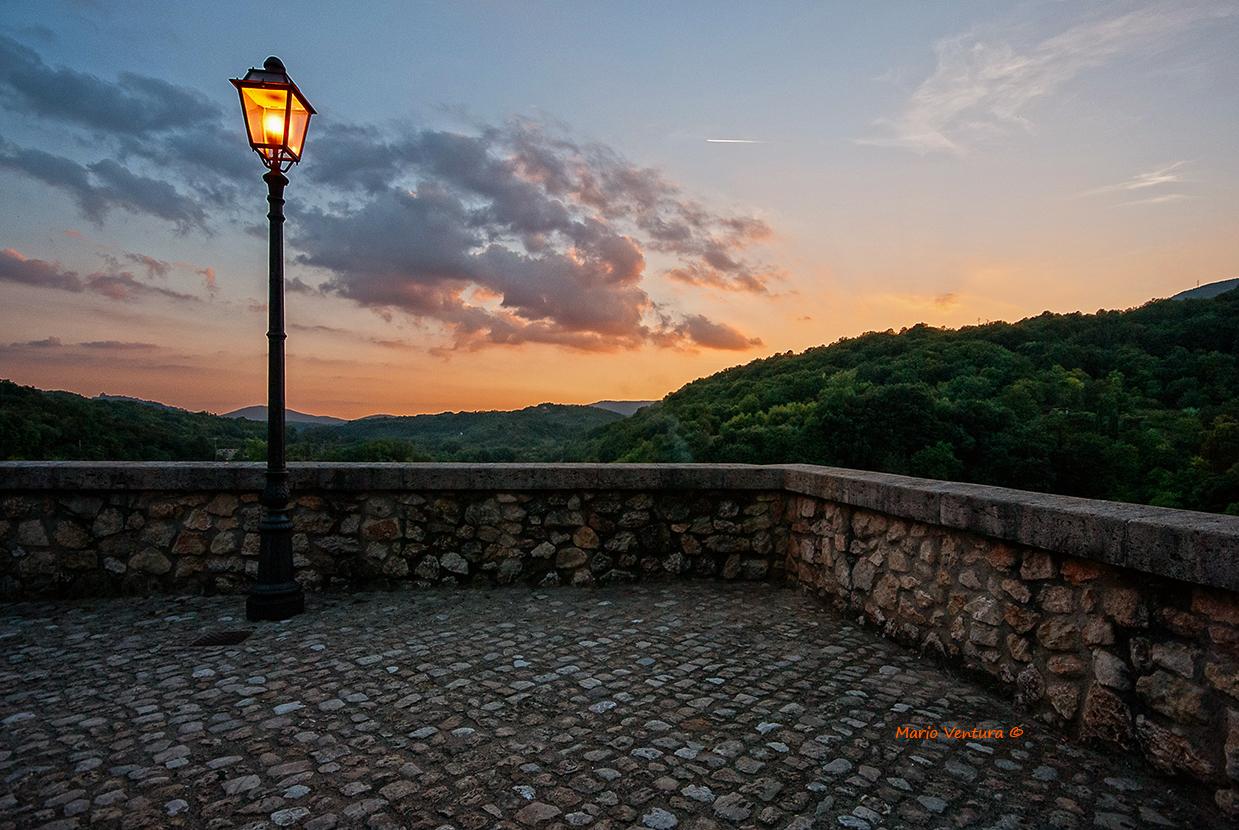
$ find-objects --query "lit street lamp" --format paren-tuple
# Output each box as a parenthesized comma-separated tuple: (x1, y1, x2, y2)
(231, 57, 315, 621)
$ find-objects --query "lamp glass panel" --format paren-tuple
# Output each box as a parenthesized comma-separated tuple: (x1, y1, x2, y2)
(240, 85, 293, 159)
(285, 97, 311, 160)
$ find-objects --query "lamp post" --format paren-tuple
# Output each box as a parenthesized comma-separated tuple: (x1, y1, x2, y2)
(231, 57, 315, 621)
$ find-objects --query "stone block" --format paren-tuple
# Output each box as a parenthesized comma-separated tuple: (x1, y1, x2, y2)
(1160, 608, 1204, 638)
(1036, 617, 1079, 651)
(969, 624, 999, 648)
(128, 549, 171, 575)
(1000, 578, 1031, 604)
(1083, 619, 1114, 646)
(412, 555, 437, 580)
(851, 557, 878, 592)
(1020, 552, 1056, 581)
(873, 574, 899, 610)
(556, 548, 588, 569)
(1082, 684, 1133, 747)
(1046, 684, 1079, 719)
(965, 596, 1001, 626)
(1005, 603, 1040, 634)
(1060, 558, 1102, 584)
(1193, 589, 1239, 627)
(985, 544, 1016, 571)
(1151, 643, 1196, 678)
(1137, 670, 1206, 723)
(170, 531, 206, 557)
(53, 521, 91, 549)
(139, 521, 176, 548)
(1006, 634, 1032, 662)
(1048, 655, 1085, 677)
(362, 517, 400, 541)
(17, 520, 48, 547)
(1206, 663, 1239, 701)
(1104, 588, 1148, 627)
(92, 508, 123, 537)
(1038, 585, 1075, 613)
(1135, 715, 1215, 779)
(1092, 650, 1131, 691)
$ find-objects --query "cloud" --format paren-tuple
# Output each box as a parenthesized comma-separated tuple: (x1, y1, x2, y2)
(85, 270, 200, 302)
(1077, 162, 1191, 206)
(0, 36, 237, 227)
(1081, 161, 1189, 195)
(79, 340, 159, 350)
(664, 315, 763, 351)
(11, 336, 64, 348)
(0, 137, 207, 230)
(0, 35, 219, 135)
(1116, 193, 1188, 207)
(294, 119, 774, 351)
(0, 247, 201, 303)
(0, 247, 84, 291)
(0, 38, 779, 355)
(863, 5, 1233, 154)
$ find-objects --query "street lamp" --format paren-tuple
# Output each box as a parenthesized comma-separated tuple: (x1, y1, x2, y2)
(231, 57, 315, 621)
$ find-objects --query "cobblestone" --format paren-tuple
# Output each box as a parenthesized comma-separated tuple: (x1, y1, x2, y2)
(0, 582, 1227, 828)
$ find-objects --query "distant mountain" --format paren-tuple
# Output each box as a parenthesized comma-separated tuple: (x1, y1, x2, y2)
(291, 402, 624, 462)
(1171, 278, 1239, 301)
(94, 394, 190, 413)
(590, 400, 658, 416)
(222, 405, 347, 425)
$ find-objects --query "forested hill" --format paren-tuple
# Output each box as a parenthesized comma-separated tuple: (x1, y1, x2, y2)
(288, 404, 623, 462)
(0, 384, 624, 463)
(576, 290, 1239, 514)
(0, 381, 266, 461)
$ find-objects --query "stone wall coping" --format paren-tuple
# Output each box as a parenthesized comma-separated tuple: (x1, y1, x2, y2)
(779, 464, 1239, 592)
(0, 462, 786, 492)
(2, 461, 1236, 591)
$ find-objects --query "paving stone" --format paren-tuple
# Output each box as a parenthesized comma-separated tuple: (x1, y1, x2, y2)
(0, 583, 1225, 829)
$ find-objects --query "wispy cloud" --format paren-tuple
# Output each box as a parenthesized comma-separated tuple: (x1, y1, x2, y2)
(1077, 161, 1189, 196)
(862, 4, 1233, 154)
(0, 247, 203, 303)
(1116, 193, 1188, 207)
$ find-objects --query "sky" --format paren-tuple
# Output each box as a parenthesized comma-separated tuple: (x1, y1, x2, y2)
(0, 1, 1236, 419)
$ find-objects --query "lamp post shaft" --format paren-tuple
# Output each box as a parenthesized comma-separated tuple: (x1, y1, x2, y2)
(247, 168, 304, 621)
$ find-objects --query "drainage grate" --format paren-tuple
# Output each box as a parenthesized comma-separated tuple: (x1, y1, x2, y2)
(188, 630, 254, 647)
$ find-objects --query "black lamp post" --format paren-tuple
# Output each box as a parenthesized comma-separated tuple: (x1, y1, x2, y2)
(231, 57, 315, 621)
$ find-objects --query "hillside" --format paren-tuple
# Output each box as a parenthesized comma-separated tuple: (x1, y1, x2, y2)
(289, 403, 624, 462)
(0, 383, 626, 464)
(0, 381, 266, 461)
(576, 290, 1239, 514)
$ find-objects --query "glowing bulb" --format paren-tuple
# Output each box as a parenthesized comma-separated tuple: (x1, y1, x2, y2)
(264, 112, 285, 144)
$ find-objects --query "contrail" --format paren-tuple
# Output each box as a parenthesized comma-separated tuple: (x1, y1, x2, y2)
(706, 139, 767, 143)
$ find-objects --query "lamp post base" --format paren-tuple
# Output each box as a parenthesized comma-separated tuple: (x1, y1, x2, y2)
(247, 582, 305, 621)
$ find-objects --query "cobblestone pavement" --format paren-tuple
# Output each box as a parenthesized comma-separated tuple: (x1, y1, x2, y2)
(0, 583, 1228, 830)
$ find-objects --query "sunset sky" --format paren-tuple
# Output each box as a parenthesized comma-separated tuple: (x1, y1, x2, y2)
(1, 1, 1236, 419)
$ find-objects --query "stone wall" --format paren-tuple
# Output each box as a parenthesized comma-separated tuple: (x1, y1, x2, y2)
(779, 464, 1239, 818)
(3, 460, 1239, 814)
(0, 463, 786, 599)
